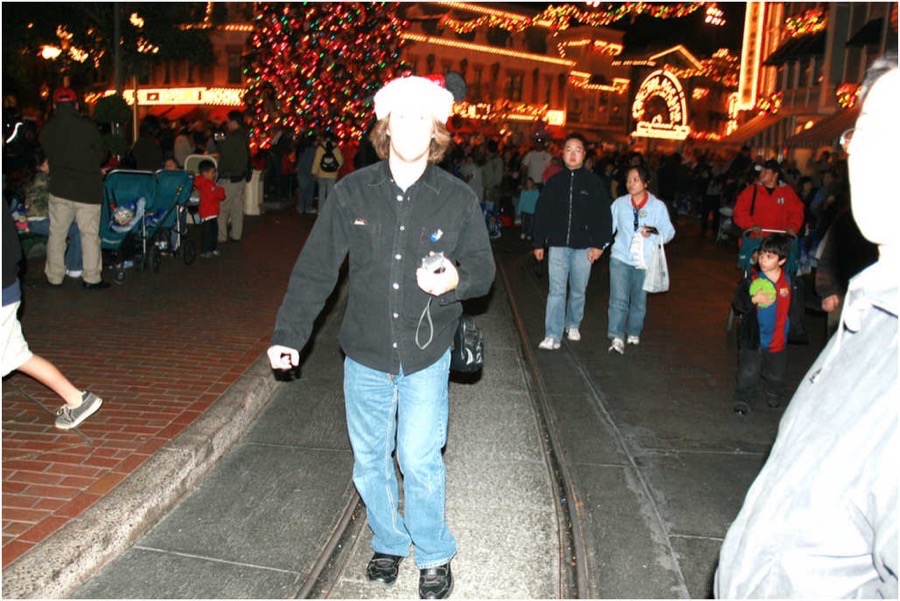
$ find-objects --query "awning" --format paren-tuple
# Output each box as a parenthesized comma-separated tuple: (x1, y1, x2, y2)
(846, 17, 884, 47)
(720, 112, 783, 145)
(784, 106, 860, 148)
(764, 31, 826, 66)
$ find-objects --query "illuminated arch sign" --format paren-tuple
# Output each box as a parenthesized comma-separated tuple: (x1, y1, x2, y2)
(631, 69, 691, 140)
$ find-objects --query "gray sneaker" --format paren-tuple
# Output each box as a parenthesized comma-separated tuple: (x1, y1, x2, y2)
(55, 392, 103, 430)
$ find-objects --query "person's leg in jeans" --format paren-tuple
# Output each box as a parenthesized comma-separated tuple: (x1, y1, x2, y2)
(565, 248, 592, 332)
(625, 264, 648, 338)
(65, 221, 82, 273)
(296, 174, 314, 213)
(761, 349, 787, 407)
(608, 258, 631, 340)
(45, 194, 75, 285)
(734, 348, 761, 412)
(72, 201, 102, 284)
(26, 219, 75, 270)
(200, 218, 218, 254)
(319, 178, 335, 209)
(344, 357, 412, 558)
(544, 246, 570, 341)
(395, 349, 456, 568)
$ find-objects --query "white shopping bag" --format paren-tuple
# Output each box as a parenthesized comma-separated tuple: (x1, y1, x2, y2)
(642, 242, 669, 293)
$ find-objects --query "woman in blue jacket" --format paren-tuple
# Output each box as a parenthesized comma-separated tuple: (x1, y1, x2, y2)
(607, 165, 675, 354)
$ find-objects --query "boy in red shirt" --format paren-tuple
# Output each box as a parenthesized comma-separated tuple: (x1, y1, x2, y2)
(193, 159, 226, 257)
(732, 234, 794, 415)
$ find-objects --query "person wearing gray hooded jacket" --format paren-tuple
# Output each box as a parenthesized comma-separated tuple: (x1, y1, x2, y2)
(715, 50, 898, 600)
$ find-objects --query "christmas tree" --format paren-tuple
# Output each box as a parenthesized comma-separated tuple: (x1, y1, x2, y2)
(243, 2, 409, 150)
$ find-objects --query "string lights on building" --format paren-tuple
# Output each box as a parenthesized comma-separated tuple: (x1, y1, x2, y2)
(704, 5, 725, 26)
(835, 82, 861, 109)
(430, 2, 724, 33)
(785, 6, 828, 38)
(631, 69, 691, 140)
(755, 91, 783, 115)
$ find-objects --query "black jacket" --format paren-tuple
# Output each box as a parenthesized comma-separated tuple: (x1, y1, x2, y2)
(272, 161, 496, 375)
(39, 104, 107, 204)
(532, 166, 612, 250)
(3, 197, 22, 292)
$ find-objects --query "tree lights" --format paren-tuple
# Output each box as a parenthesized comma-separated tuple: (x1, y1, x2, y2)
(242, 2, 408, 150)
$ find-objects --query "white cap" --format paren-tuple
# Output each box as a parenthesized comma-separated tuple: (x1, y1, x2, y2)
(374, 76, 455, 123)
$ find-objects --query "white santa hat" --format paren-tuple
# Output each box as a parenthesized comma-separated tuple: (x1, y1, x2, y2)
(374, 75, 455, 123)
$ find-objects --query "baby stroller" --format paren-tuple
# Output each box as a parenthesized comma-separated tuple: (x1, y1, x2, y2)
(153, 169, 197, 265)
(101, 169, 196, 284)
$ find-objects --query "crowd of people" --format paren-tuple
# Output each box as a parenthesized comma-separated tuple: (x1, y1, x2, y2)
(3, 55, 894, 598)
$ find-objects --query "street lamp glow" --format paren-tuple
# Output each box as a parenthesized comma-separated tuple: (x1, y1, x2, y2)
(40, 45, 62, 60)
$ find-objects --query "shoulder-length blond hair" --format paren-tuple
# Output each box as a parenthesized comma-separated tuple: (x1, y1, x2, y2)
(369, 116, 451, 163)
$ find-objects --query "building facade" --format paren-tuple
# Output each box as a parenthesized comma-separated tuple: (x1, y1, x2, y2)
(723, 1, 896, 171)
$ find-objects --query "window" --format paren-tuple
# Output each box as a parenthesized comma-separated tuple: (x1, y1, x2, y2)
(227, 48, 243, 84)
(472, 66, 483, 102)
(505, 70, 523, 102)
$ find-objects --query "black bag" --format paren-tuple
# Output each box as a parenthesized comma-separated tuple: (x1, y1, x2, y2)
(450, 315, 484, 373)
(319, 147, 339, 173)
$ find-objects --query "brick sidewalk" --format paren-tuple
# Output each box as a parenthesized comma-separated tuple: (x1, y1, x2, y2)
(2, 210, 312, 567)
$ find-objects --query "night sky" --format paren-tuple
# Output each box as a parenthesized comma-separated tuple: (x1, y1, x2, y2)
(503, 2, 747, 57)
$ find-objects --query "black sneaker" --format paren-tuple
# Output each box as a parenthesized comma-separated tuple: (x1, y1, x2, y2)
(418, 562, 453, 599)
(82, 280, 111, 290)
(56, 392, 103, 430)
(733, 400, 750, 416)
(366, 552, 403, 585)
(766, 394, 782, 409)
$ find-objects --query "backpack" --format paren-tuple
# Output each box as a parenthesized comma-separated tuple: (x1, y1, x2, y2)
(319, 146, 339, 173)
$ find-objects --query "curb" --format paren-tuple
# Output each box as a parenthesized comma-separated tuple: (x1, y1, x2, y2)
(2, 354, 281, 599)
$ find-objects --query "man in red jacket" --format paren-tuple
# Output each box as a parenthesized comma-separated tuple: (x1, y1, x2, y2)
(733, 159, 804, 236)
(733, 159, 809, 344)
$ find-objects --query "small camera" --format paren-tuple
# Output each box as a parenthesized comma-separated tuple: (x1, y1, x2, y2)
(421, 252, 446, 273)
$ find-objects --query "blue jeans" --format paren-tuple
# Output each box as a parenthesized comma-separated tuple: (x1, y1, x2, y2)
(296, 174, 315, 212)
(545, 246, 592, 340)
(27, 218, 82, 272)
(318, 178, 336, 208)
(608, 257, 647, 339)
(344, 349, 457, 568)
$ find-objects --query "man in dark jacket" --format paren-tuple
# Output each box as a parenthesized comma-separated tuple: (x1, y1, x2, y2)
(39, 87, 109, 289)
(532, 133, 612, 349)
(215, 110, 250, 243)
(267, 76, 494, 599)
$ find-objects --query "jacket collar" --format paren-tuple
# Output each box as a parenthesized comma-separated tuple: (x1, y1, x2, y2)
(367, 160, 441, 195)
